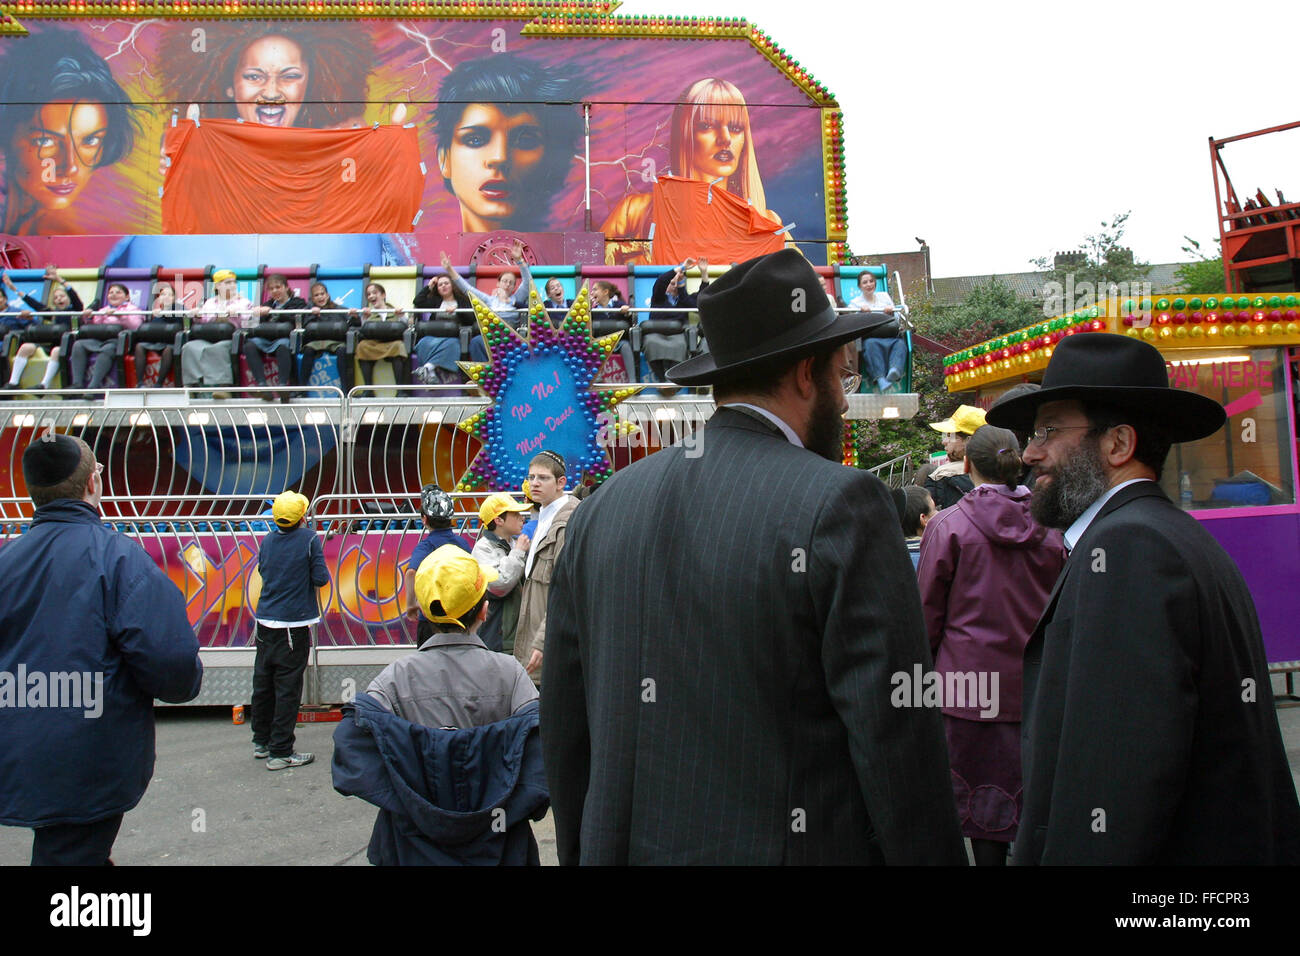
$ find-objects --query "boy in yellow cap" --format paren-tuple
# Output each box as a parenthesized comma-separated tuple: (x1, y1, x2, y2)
(252, 490, 329, 770)
(333, 544, 545, 865)
(925, 404, 987, 510)
(469, 492, 532, 655)
(367, 544, 536, 728)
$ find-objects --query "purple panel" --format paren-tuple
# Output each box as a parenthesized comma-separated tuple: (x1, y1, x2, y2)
(1201, 511, 1300, 662)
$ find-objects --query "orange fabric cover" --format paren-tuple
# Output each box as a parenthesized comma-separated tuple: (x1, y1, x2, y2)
(162, 119, 423, 234)
(648, 175, 785, 266)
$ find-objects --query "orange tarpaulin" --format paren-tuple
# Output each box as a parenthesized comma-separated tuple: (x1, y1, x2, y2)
(162, 119, 424, 234)
(648, 175, 786, 266)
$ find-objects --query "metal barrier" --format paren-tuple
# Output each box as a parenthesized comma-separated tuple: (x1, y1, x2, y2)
(1, 385, 915, 703)
(868, 452, 914, 489)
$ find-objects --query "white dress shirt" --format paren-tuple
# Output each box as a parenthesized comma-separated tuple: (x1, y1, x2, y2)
(721, 403, 804, 448)
(1063, 478, 1152, 553)
(525, 493, 571, 578)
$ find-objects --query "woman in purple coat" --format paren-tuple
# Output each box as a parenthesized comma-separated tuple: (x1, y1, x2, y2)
(917, 424, 1066, 866)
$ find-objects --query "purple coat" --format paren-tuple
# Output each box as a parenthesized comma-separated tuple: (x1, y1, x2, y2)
(917, 483, 1066, 721)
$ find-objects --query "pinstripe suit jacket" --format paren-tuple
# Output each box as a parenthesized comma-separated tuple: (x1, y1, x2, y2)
(541, 406, 966, 864)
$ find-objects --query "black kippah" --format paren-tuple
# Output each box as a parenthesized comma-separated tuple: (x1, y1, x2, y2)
(22, 434, 84, 487)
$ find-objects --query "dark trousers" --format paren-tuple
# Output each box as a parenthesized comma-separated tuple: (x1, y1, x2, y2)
(31, 813, 123, 866)
(251, 623, 312, 758)
(243, 340, 295, 388)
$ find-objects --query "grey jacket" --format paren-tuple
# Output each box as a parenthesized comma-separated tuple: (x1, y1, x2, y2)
(366, 632, 537, 730)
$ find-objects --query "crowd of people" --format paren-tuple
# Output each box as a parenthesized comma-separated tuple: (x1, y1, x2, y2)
(3, 248, 1296, 867)
(1, 254, 911, 398)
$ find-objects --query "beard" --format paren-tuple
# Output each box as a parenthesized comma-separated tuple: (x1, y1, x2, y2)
(1030, 436, 1108, 530)
(807, 376, 846, 463)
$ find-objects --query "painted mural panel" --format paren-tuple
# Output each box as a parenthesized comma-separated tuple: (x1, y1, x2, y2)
(0, 19, 826, 247)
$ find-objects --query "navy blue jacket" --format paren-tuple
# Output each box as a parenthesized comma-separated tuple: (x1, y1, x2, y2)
(256, 523, 329, 623)
(0, 499, 202, 826)
(332, 694, 549, 865)
(409, 527, 471, 574)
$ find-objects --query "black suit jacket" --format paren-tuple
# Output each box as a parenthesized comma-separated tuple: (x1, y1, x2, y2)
(542, 407, 966, 865)
(1015, 481, 1300, 864)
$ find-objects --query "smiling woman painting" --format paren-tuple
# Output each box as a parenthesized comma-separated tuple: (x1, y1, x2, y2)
(166, 22, 372, 130)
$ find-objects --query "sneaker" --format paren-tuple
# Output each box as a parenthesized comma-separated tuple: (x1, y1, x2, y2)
(252, 743, 270, 759)
(211, 390, 231, 400)
(886, 367, 902, 383)
(266, 752, 314, 771)
(413, 361, 438, 385)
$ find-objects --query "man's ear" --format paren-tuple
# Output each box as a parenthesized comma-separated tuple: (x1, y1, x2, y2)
(1103, 423, 1140, 468)
(791, 354, 819, 401)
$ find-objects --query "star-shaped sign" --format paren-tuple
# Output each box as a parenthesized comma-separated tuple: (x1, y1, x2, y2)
(454, 286, 644, 492)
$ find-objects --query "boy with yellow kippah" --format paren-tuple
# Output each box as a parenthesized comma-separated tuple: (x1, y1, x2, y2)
(333, 544, 546, 865)
(252, 490, 329, 770)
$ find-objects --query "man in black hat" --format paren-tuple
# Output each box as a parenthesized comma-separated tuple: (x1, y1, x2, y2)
(987, 333, 1300, 864)
(0, 433, 202, 864)
(542, 249, 966, 865)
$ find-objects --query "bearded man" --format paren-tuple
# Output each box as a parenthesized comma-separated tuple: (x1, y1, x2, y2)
(988, 332, 1300, 864)
(540, 249, 966, 865)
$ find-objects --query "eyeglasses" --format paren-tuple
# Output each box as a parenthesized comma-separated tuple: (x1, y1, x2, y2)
(1028, 425, 1090, 446)
(839, 367, 862, 395)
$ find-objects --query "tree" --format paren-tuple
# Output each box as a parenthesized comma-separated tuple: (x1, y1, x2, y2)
(856, 279, 1040, 470)
(1174, 236, 1226, 293)
(1031, 211, 1152, 308)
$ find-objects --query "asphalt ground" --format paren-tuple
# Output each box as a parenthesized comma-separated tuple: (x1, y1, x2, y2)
(1, 678, 1298, 867)
(0, 705, 557, 867)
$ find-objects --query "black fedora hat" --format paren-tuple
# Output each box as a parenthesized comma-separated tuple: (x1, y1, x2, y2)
(667, 249, 892, 386)
(985, 332, 1226, 443)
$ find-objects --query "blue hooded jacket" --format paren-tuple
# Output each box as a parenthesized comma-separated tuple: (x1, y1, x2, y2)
(0, 499, 203, 826)
(331, 693, 548, 866)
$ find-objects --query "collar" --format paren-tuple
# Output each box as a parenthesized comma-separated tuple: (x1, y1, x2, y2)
(537, 494, 570, 523)
(720, 403, 804, 448)
(1064, 477, 1152, 552)
(417, 631, 488, 652)
(32, 499, 101, 525)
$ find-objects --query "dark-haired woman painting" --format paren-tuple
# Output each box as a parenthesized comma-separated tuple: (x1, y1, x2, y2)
(166, 22, 373, 130)
(0, 28, 144, 235)
(433, 54, 583, 233)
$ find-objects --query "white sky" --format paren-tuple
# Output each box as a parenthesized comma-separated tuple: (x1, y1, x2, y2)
(616, 0, 1298, 276)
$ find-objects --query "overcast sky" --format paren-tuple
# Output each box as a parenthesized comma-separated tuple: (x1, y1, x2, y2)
(616, 0, 1297, 277)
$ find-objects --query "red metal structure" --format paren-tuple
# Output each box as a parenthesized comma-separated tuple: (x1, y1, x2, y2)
(1211, 121, 1300, 293)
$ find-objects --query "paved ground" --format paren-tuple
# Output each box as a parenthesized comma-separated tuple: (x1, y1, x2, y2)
(2, 679, 1298, 866)
(0, 706, 556, 866)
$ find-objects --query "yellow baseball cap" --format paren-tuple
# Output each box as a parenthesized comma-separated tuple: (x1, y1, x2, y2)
(929, 404, 986, 435)
(272, 491, 309, 527)
(414, 544, 498, 625)
(212, 268, 237, 284)
(479, 492, 531, 526)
